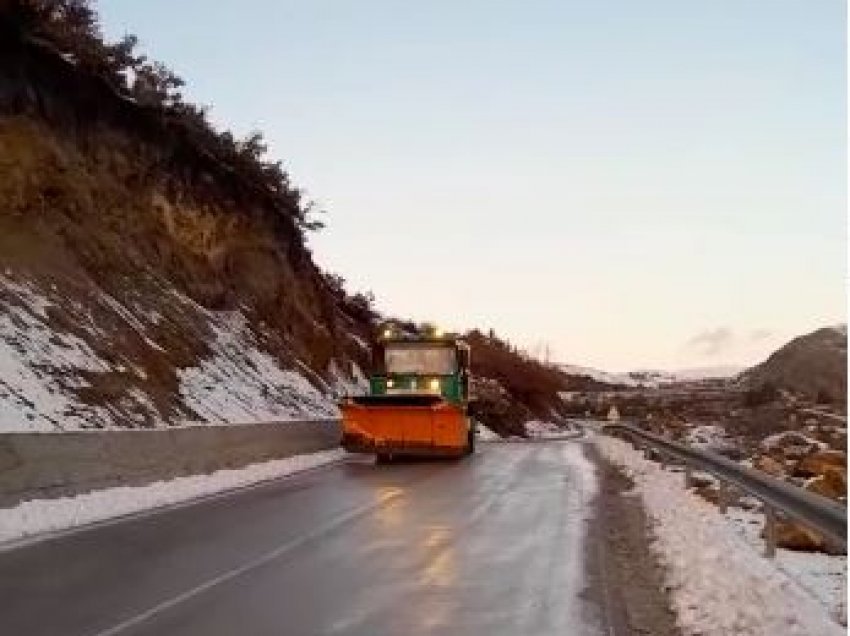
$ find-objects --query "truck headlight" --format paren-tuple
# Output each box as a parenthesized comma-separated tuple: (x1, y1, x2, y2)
(386, 378, 394, 388)
(429, 378, 441, 391)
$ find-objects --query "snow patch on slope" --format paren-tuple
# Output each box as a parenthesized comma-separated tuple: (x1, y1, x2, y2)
(328, 359, 369, 398)
(0, 276, 113, 431)
(525, 420, 575, 439)
(560, 364, 642, 387)
(177, 311, 338, 422)
(560, 364, 741, 388)
(667, 366, 742, 381)
(475, 422, 501, 441)
(0, 275, 344, 431)
(595, 434, 845, 635)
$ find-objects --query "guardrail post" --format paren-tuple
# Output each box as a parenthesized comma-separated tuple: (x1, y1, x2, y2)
(764, 505, 777, 558)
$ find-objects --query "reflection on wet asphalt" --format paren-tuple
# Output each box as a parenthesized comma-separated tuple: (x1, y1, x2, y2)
(0, 442, 605, 636)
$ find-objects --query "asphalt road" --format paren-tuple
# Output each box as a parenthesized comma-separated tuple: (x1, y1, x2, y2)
(0, 441, 609, 636)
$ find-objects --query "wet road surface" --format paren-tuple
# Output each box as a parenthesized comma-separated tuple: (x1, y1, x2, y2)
(0, 441, 608, 636)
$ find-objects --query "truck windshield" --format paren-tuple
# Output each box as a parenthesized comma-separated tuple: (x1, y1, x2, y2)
(385, 345, 456, 374)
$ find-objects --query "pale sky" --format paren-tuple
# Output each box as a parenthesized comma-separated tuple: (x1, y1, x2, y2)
(100, 1, 846, 371)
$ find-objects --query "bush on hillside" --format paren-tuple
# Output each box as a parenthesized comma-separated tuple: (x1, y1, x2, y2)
(1, 0, 323, 238)
(466, 329, 569, 427)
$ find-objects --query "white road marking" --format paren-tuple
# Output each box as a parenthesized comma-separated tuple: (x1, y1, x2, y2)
(90, 489, 402, 636)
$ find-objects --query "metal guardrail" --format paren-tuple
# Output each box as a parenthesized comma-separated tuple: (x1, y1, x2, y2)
(603, 423, 847, 554)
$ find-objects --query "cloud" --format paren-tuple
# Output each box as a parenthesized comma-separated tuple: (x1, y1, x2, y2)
(749, 328, 772, 342)
(686, 327, 735, 356)
(681, 326, 778, 366)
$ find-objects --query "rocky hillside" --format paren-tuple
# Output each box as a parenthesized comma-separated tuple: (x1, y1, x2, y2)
(741, 325, 847, 406)
(0, 2, 375, 430)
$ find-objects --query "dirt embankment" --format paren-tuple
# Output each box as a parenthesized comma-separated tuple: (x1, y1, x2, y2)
(0, 26, 372, 428)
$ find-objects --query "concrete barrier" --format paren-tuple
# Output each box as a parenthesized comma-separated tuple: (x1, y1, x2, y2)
(0, 419, 341, 507)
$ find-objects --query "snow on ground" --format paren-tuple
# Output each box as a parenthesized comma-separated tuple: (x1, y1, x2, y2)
(682, 424, 742, 457)
(664, 365, 743, 381)
(726, 505, 846, 622)
(595, 434, 846, 636)
(560, 364, 741, 388)
(683, 424, 727, 447)
(560, 364, 647, 387)
(0, 276, 115, 431)
(475, 421, 500, 441)
(761, 430, 828, 452)
(0, 274, 345, 431)
(328, 359, 369, 398)
(177, 311, 338, 423)
(524, 419, 575, 439)
(0, 449, 344, 545)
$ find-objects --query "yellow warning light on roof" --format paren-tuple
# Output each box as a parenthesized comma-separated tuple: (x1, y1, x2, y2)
(422, 323, 443, 338)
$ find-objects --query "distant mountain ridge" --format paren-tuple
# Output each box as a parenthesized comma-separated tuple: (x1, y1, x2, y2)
(559, 364, 742, 388)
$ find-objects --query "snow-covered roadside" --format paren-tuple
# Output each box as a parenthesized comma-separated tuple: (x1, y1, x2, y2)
(726, 505, 846, 622)
(0, 449, 344, 545)
(594, 434, 846, 636)
(525, 419, 575, 439)
(475, 422, 500, 441)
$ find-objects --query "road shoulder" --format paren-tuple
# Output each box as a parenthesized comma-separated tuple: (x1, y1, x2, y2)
(583, 442, 682, 636)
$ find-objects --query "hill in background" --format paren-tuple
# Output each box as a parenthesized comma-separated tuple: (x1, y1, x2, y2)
(741, 325, 847, 406)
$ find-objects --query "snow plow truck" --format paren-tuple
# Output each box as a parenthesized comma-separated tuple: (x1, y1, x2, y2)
(341, 324, 475, 461)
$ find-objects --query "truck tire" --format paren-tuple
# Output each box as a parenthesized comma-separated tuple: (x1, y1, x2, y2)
(466, 429, 475, 455)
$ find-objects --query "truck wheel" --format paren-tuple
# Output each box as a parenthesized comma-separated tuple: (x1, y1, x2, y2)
(466, 429, 475, 455)
(376, 453, 392, 464)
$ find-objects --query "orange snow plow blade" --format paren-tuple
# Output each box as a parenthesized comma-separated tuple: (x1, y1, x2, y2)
(341, 395, 469, 457)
